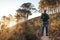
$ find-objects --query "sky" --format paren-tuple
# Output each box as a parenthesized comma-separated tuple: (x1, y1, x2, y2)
(0, 0, 41, 19)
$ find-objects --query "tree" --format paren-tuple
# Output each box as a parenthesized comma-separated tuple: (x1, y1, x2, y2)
(20, 2, 37, 18)
(21, 2, 36, 11)
(15, 11, 21, 22)
(15, 9, 31, 21)
(15, 2, 37, 21)
(1, 16, 10, 29)
(39, 0, 60, 13)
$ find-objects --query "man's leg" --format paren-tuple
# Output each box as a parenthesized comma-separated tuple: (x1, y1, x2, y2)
(42, 22, 44, 36)
(46, 23, 48, 36)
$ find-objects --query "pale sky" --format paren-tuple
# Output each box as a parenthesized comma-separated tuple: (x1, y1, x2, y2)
(0, 0, 41, 19)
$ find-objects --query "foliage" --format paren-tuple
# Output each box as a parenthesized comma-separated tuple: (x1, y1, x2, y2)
(39, 0, 60, 13)
(15, 2, 37, 21)
(21, 2, 37, 11)
(0, 13, 60, 40)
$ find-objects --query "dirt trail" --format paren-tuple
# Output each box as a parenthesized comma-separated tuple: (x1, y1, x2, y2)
(41, 28, 51, 40)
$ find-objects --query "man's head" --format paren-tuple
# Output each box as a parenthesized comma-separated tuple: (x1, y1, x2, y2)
(44, 10, 46, 13)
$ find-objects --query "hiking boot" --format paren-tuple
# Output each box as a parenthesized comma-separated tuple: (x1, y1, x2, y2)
(46, 34, 48, 36)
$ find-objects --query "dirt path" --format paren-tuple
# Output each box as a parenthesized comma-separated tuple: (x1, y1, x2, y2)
(41, 28, 51, 40)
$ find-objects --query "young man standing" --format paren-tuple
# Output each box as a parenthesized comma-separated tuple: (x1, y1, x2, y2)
(41, 10, 49, 36)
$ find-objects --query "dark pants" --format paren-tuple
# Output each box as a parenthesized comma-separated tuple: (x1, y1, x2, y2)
(42, 21, 48, 36)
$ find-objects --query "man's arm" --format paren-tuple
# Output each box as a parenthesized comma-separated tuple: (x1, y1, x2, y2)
(47, 14, 49, 19)
(41, 13, 43, 19)
(48, 15, 49, 19)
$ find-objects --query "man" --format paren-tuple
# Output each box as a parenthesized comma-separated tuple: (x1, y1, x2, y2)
(41, 10, 49, 36)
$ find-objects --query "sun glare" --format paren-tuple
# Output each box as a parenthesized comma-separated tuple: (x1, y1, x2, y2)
(8, 21, 16, 28)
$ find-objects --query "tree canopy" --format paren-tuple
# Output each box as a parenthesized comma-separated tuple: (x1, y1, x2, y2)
(39, 0, 60, 13)
(15, 2, 37, 21)
(39, 0, 60, 9)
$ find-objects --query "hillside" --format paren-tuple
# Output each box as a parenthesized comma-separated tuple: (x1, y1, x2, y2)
(0, 13, 60, 40)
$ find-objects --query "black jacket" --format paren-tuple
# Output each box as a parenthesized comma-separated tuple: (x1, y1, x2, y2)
(41, 13, 49, 21)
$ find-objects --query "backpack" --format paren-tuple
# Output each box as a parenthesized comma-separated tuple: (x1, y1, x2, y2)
(42, 13, 49, 21)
